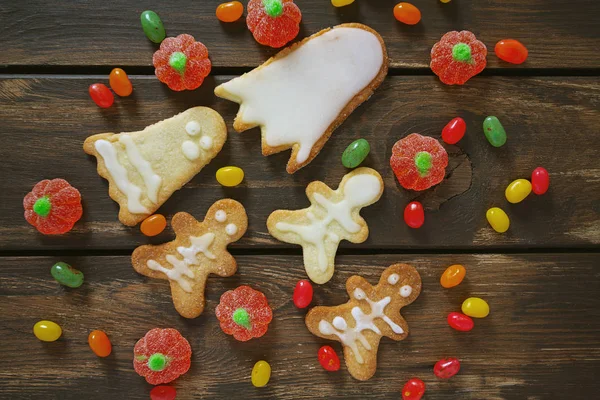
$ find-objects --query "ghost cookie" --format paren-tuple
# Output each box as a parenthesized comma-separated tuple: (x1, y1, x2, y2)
(83, 107, 227, 226)
(305, 264, 421, 381)
(131, 199, 248, 318)
(214, 23, 388, 173)
(267, 167, 383, 284)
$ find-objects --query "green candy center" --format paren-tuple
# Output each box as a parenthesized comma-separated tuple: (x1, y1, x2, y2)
(232, 308, 251, 329)
(263, 0, 283, 17)
(33, 196, 52, 217)
(452, 43, 472, 63)
(414, 151, 433, 177)
(147, 353, 168, 371)
(169, 52, 187, 73)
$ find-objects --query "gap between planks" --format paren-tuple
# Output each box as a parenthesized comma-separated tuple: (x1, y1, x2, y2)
(1, 66, 600, 78)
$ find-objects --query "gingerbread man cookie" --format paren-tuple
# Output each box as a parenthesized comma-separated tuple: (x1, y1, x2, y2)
(131, 199, 248, 318)
(84, 107, 227, 226)
(305, 264, 421, 381)
(214, 23, 388, 173)
(267, 167, 383, 284)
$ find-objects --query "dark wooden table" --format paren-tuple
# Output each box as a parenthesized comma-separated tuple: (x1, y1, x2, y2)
(1, 1, 599, 399)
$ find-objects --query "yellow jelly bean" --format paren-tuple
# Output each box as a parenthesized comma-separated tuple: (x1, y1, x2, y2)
(486, 207, 510, 233)
(33, 320, 62, 342)
(462, 297, 490, 318)
(216, 166, 244, 187)
(331, 0, 355, 6)
(440, 0, 451, 3)
(505, 178, 532, 204)
(251, 360, 271, 387)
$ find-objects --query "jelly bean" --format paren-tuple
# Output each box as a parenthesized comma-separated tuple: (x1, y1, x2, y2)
(483, 116, 507, 147)
(341, 138, 370, 168)
(216, 166, 244, 187)
(404, 201, 424, 229)
(440, 0, 451, 2)
(402, 377, 426, 400)
(51, 261, 84, 288)
(531, 167, 549, 195)
(332, 0, 355, 7)
(318, 345, 340, 371)
(441, 117, 466, 145)
(505, 178, 532, 204)
(393, 3, 421, 25)
(33, 320, 62, 342)
(88, 330, 112, 357)
(251, 360, 271, 387)
(434, 357, 460, 379)
(486, 207, 510, 233)
(440, 264, 465, 288)
(216, 2, 244, 22)
(141, 11, 166, 43)
(293, 279, 313, 308)
(447, 312, 474, 332)
(89, 83, 114, 108)
(140, 214, 167, 237)
(150, 386, 177, 400)
(495, 39, 528, 65)
(109, 68, 133, 97)
(462, 297, 490, 318)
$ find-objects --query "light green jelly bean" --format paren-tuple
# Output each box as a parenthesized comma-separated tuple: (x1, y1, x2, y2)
(341, 138, 370, 168)
(140, 10, 166, 44)
(483, 116, 507, 147)
(51, 262, 84, 288)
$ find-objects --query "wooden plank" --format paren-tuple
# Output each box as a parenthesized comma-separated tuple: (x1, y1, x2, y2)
(1, 76, 599, 251)
(1, 0, 599, 69)
(0, 253, 598, 399)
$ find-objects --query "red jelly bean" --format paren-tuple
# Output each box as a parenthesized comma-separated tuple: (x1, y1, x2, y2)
(442, 117, 466, 144)
(434, 357, 460, 379)
(318, 345, 340, 371)
(495, 39, 528, 65)
(404, 201, 424, 229)
(447, 312, 474, 332)
(531, 167, 549, 195)
(150, 386, 177, 400)
(89, 83, 114, 108)
(402, 377, 426, 400)
(293, 279, 313, 308)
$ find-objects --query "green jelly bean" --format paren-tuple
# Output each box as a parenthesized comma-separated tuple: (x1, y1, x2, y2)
(140, 10, 166, 44)
(483, 116, 507, 147)
(342, 138, 370, 168)
(51, 262, 84, 288)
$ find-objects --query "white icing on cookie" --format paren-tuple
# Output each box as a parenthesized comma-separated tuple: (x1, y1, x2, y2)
(400, 285, 412, 298)
(94, 140, 149, 214)
(215, 210, 227, 222)
(318, 294, 404, 364)
(118, 135, 162, 204)
(218, 27, 384, 164)
(181, 140, 200, 160)
(147, 233, 216, 292)
(185, 120, 201, 136)
(199, 136, 213, 150)
(225, 223, 238, 236)
(275, 173, 381, 271)
(387, 273, 400, 285)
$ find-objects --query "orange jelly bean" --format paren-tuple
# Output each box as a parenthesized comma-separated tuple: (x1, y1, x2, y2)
(216, 1, 244, 23)
(88, 330, 112, 357)
(440, 264, 466, 288)
(109, 68, 133, 97)
(140, 214, 167, 237)
(393, 3, 421, 25)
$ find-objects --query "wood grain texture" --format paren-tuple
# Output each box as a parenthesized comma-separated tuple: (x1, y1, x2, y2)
(1, 76, 599, 251)
(1, 254, 599, 399)
(1, 0, 599, 69)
